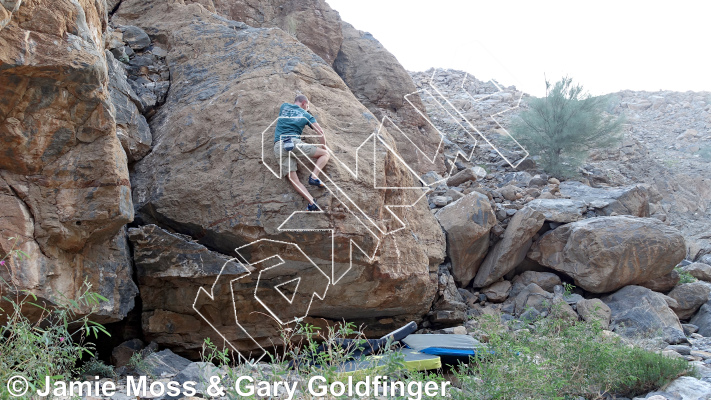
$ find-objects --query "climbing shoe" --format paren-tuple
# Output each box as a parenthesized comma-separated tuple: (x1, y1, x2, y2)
(308, 174, 326, 188)
(307, 201, 320, 212)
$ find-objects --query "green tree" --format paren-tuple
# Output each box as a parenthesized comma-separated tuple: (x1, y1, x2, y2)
(511, 77, 624, 177)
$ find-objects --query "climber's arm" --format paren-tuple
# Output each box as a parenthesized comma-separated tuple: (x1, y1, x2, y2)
(311, 122, 326, 146)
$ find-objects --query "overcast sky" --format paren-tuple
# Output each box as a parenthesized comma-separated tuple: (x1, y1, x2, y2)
(326, 0, 711, 97)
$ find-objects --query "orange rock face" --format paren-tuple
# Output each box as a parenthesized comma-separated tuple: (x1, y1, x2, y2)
(0, 0, 136, 321)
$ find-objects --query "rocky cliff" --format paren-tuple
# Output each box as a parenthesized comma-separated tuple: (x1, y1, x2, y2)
(0, 0, 136, 322)
(1, 0, 447, 358)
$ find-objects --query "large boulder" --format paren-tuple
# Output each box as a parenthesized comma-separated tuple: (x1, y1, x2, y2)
(528, 216, 685, 293)
(1, 0, 133, 252)
(472, 207, 545, 288)
(558, 181, 650, 217)
(576, 299, 611, 329)
(435, 192, 496, 287)
(117, 3, 445, 357)
(116, 1, 444, 177)
(602, 285, 684, 340)
(525, 199, 586, 223)
(667, 283, 711, 320)
(0, 180, 137, 323)
(0, 0, 136, 321)
(0, 178, 137, 324)
(690, 300, 711, 337)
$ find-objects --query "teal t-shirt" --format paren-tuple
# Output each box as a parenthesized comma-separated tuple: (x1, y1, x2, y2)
(273, 103, 317, 142)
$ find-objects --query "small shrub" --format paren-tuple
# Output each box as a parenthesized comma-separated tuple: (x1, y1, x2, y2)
(510, 77, 624, 178)
(81, 357, 116, 379)
(562, 282, 575, 296)
(451, 315, 691, 399)
(0, 239, 111, 399)
(282, 320, 370, 381)
(200, 336, 231, 367)
(676, 266, 697, 284)
(126, 348, 156, 378)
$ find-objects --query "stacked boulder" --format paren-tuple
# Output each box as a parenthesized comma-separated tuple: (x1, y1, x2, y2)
(423, 160, 711, 348)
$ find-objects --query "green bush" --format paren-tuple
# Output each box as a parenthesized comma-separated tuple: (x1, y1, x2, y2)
(511, 77, 624, 178)
(200, 320, 441, 399)
(285, 321, 369, 378)
(0, 241, 110, 399)
(451, 315, 691, 400)
(676, 266, 697, 284)
(199, 315, 689, 400)
(80, 357, 116, 379)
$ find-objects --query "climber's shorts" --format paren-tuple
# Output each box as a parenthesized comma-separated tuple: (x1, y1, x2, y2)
(273, 138, 319, 178)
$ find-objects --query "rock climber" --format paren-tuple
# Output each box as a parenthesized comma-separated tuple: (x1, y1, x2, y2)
(273, 94, 330, 211)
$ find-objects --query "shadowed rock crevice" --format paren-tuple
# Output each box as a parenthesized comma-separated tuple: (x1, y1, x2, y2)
(131, 202, 251, 258)
(108, 0, 123, 16)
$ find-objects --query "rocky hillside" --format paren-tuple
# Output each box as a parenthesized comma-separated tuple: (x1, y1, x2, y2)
(410, 68, 711, 264)
(403, 68, 711, 396)
(600, 89, 711, 262)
